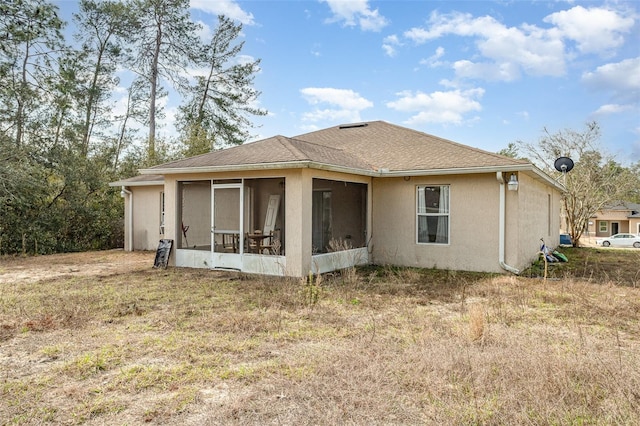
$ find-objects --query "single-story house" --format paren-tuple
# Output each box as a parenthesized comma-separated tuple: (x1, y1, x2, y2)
(110, 121, 563, 277)
(586, 202, 640, 237)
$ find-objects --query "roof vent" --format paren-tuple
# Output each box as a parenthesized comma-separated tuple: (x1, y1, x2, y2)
(338, 122, 368, 129)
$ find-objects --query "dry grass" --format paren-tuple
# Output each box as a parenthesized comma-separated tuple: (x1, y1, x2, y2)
(0, 249, 639, 425)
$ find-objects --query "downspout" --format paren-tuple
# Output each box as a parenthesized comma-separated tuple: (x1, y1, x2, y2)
(121, 186, 133, 251)
(496, 172, 520, 274)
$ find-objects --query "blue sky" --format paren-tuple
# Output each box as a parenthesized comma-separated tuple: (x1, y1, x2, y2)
(59, 1, 640, 163)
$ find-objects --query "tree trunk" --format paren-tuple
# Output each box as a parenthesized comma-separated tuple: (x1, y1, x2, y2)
(147, 21, 162, 164)
(81, 44, 107, 157)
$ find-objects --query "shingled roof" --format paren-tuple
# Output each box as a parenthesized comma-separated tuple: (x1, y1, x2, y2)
(109, 174, 164, 187)
(295, 121, 529, 171)
(145, 134, 373, 173)
(142, 121, 528, 177)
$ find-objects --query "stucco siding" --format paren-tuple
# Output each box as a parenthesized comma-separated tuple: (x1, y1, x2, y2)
(371, 174, 503, 273)
(129, 185, 163, 251)
(515, 173, 560, 270)
(133, 167, 558, 276)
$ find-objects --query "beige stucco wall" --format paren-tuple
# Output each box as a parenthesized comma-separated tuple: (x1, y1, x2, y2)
(372, 174, 504, 272)
(127, 185, 164, 251)
(516, 173, 561, 269)
(371, 172, 560, 273)
(148, 167, 557, 275)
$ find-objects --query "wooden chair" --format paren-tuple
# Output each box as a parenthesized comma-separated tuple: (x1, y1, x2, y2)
(221, 233, 238, 253)
(246, 194, 281, 254)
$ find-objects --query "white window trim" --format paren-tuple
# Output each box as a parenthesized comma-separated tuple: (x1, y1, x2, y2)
(598, 221, 607, 233)
(416, 185, 450, 245)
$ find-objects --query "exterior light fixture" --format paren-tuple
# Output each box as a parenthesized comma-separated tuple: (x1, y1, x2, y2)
(507, 173, 519, 191)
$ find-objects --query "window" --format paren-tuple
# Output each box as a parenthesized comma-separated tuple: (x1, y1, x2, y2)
(160, 192, 165, 235)
(598, 221, 607, 233)
(417, 185, 449, 244)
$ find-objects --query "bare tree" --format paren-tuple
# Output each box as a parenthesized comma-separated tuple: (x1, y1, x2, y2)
(519, 121, 635, 246)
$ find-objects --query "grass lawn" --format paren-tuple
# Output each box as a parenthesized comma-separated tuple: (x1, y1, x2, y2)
(1, 248, 639, 425)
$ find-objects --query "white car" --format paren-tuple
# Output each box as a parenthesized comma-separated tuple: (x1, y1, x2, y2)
(596, 233, 640, 248)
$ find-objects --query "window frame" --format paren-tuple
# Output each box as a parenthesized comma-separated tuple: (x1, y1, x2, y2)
(416, 185, 450, 245)
(598, 221, 607, 233)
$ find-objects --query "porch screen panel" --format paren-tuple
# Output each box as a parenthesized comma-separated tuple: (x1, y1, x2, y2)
(179, 181, 212, 249)
(213, 187, 241, 254)
(312, 179, 367, 253)
(214, 188, 240, 231)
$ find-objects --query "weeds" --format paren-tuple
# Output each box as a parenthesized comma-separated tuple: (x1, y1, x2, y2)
(0, 250, 639, 424)
(467, 303, 486, 343)
(300, 271, 322, 307)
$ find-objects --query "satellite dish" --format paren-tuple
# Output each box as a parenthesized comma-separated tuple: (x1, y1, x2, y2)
(554, 157, 574, 173)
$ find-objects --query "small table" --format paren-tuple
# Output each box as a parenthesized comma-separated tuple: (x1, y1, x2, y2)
(246, 233, 272, 253)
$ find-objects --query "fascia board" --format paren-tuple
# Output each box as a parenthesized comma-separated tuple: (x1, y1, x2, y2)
(108, 180, 164, 187)
(139, 161, 564, 191)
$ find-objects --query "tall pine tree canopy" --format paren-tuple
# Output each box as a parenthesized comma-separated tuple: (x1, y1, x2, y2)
(0, 0, 266, 255)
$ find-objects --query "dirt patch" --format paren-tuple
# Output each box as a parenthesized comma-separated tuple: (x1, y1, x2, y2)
(0, 250, 155, 284)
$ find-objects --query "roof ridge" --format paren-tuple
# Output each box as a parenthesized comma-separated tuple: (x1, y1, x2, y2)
(381, 121, 529, 165)
(277, 136, 310, 161)
(289, 137, 376, 170)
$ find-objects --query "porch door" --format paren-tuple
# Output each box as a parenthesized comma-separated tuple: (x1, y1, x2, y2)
(611, 222, 619, 235)
(212, 183, 243, 270)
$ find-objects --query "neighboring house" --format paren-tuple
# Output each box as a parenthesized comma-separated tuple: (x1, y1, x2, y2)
(110, 121, 563, 277)
(586, 203, 640, 237)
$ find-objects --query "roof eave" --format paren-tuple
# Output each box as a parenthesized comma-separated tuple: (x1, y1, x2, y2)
(140, 161, 314, 175)
(108, 180, 164, 187)
(376, 164, 564, 191)
(141, 160, 379, 177)
(139, 161, 564, 191)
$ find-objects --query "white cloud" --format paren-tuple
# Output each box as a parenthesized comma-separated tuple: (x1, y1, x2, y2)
(194, 20, 213, 41)
(190, 0, 255, 26)
(301, 87, 373, 110)
(402, 6, 635, 82)
(404, 11, 566, 81)
(419, 46, 446, 68)
(544, 6, 634, 54)
(405, 12, 503, 43)
(582, 57, 640, 99)
(592, 104, 634, 116)
(300, 87, 373, 123)
(301, 108, 363, 124)
(453, 60, 521, 82)
(320, 0, 389, 32)
(382, 34, 401, 57)
(386, 87, 484, 125)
